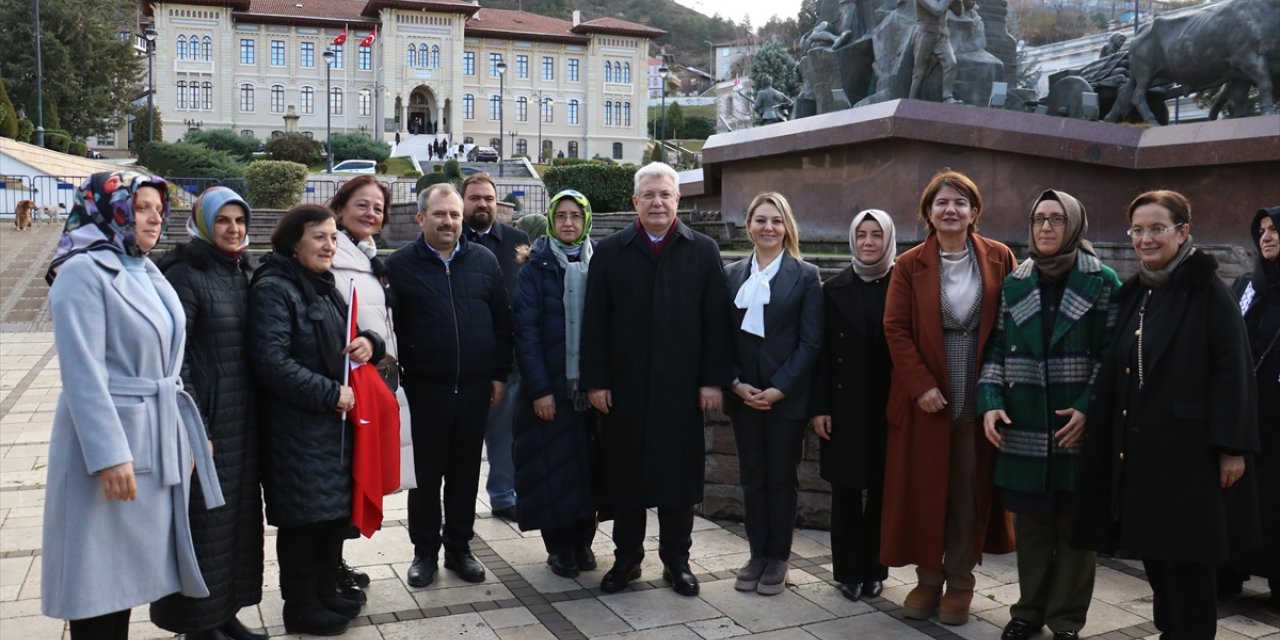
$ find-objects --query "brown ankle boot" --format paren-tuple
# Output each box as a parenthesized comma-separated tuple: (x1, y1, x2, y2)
(938, 587, 973, 625)
(902, 584, 943, 619)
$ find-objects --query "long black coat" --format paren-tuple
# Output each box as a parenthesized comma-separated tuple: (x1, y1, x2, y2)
(511, 237, 596, 532)
(1074, 250, 1259, 564)
(581, 222, 732, 508)
(1232, 265, 1280, 579)
(150, 241, 263, 632)
(249, 253, 384, 528)
(811, 266, 892, 488)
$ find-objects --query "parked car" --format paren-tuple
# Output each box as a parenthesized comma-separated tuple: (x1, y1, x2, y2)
(467, 146, 500, 162)
(332, 159, 378, 174)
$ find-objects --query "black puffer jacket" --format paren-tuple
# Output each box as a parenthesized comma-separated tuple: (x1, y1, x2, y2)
(150, 241, 263, 632)
(386, 234, 512, 385)
(249, 252, 384, 527)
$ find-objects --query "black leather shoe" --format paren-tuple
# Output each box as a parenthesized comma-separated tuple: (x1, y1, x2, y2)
(444, 550, 486, 583)
(219, 617, 267, 640)
(662, 564, 700, 597)
(492, 505, 519, 521)
(600, 562, 642, 593)
(861, 579, 884, 598)
(575, 545, 597, 571)
(406, 556, 438, 588)
(319, 591, 363, 619)
(547, 552, 580, 578)
(340, 559, 371, 589)
(1052, 632, 1079, 640)
(1001, 618, 1039, 640)
(282, 603, 349, 636)
(838, 582, 863, 601)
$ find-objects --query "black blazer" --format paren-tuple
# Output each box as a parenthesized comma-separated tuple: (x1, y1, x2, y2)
(724, 252, 824, 422)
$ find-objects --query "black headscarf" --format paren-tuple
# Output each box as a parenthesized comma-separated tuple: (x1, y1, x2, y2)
(1249, 206, 1280, 297)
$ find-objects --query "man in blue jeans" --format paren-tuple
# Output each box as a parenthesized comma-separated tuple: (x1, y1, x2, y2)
(461, 173, 530, 521)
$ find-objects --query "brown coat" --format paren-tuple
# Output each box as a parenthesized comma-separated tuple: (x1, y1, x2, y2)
(880, 232, 1017, 571)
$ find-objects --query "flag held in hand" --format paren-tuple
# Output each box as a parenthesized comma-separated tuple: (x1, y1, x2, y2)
(345, 281, 400, 538)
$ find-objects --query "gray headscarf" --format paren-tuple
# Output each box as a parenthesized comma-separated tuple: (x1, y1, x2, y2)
(849, 209, 897, 282)
(1028, 189, 1093, 282)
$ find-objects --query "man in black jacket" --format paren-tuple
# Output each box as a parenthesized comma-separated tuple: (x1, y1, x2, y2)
(461, 174, 531, 523)
(386, 183, 513, 588)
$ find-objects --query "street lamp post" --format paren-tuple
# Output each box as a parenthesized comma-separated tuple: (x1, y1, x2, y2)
(323, 48, 335, 173)
(33, 0, 44, 147)
(496, 57, 507, 177)
(658, 65, 669, 162)
(537, 93, 554, 163)
(145, 26, 157, 145)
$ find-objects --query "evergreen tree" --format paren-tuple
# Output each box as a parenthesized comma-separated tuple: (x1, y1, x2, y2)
(750, 42, 800, 99)
(0, 77, 18, 139)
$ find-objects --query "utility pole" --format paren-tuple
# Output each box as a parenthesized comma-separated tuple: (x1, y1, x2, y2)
(33, 0, 44, 147)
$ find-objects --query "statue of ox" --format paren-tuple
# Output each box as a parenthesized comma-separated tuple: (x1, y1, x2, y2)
(1105, 0, 1277, 124)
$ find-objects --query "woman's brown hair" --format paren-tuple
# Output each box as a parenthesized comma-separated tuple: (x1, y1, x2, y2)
(918, 168, 983, 233)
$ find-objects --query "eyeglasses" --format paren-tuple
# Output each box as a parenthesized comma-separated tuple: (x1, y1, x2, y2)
(1031, 214, 1067, 228)
(1126, 223, 1184, 239)
(553, 213, 584, 223)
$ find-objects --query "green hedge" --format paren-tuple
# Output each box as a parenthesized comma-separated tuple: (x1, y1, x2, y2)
(266, 133, 323, 166)
(542, 162, 637, 214)
(185, 128, 261, 160)
(68, 141, 88, 157)
(502, 192, 523, 212)
(330, 133, 390, 162)
(43, 130, 71, 153)
(16, 118, 33, 143)
(245, 160, 307, 209)
(415, 172, 456, 195)
(143, 141, 245, 180)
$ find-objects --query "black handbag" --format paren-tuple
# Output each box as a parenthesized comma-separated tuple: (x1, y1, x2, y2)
(375, 354, 400, 393)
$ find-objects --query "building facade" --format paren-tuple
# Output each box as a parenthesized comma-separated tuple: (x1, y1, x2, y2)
(133, 0, 661, 162)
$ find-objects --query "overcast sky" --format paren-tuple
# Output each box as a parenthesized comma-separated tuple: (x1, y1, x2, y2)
(675, 0, 803, 27)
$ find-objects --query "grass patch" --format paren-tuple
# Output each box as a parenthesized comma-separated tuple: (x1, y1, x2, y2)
(385, 157, 416, 175)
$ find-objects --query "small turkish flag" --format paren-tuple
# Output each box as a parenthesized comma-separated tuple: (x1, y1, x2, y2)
(332, 25, 347, 46)
(360, 26, 377, 48)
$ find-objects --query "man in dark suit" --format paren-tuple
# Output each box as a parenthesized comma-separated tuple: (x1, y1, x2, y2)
(581, 162, 733, 597)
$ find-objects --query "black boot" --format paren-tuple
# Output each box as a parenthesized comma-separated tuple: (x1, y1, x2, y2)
(282, 602, 349, 636)
(319, 590, 364, 619)
(218, 617, 267, 640)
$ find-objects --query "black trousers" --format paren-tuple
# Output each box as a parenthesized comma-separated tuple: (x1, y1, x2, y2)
(542, 518, 597, 556)
(612, 504, 695, 566)
(830, 484, 888, 584)
(277, 519, 346, 606)
(1143, 557, 1218, 639)
(405, 381, 491, 559)
(731, 408, 805, 561)
(69, 609, 131, 640)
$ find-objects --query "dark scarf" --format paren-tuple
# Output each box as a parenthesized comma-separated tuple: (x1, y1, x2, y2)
(1248, 207, 1280, 303)
(255, 251, 347, 381)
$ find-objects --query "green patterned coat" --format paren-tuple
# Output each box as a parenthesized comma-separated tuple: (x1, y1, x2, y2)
(977, 252, 1121, 493)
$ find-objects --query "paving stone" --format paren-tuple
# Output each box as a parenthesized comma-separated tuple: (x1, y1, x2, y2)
(496, 623, 559, 640)
(686, 615, 752, 638)
(595, 623, 706, 640)
(514, 562, 593, 594)
(380, 611, 501, 639)
(791, 582, 876, 617)
(1218, 614, 1280, 638)
(804, 613, 935, 639)
(554, 597, 634, 636)
(1092, 566, 1159, 606)
(598, 585, 721, 630)
(414, 583, 515, 609)
(698, 578, 834, 632)
(362, 576, 423, 618)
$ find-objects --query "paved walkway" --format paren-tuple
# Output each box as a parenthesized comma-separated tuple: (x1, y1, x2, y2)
(1, 225, 1277, 639)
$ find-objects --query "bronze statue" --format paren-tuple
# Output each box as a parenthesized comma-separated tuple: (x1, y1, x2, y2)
(908, 0, 961, 103)
(1099, 33, 1126, 58)
(753, 76, 792, 125)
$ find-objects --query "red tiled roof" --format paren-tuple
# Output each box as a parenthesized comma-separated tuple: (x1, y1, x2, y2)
(234, 0, 375, 26)
(362, 0, 480, 18)
(464, 8, 588, 44)
(571, 17, 664, 38)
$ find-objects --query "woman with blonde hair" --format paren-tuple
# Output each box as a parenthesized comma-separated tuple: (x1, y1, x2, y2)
(725, 192, 824, 595)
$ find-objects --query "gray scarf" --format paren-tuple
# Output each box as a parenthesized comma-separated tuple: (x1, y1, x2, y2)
(549, 237, 593, 410)
(1137, 237, 1195, 288)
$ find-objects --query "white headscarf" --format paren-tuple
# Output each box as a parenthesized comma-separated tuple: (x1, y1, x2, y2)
(849, 209, 897, 282)
(734, 251, 784, 337)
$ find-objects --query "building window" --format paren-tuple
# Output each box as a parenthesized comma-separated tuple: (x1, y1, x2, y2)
(623, 102, 631, 127)
(568, 59, 579, 83)
(301, 42, 315, 67)
(516, 97, 528, 123)
(604, 100, 612, 126)
(613, 143, 624, 159)
(567, 99, 579, 125)
(516, 139, 527, 156)
(542, 56, 554, 80)
(407, 44, 417, 67)
(189, 82, 199, 111)
(177, 36, 187, 60)
(271, 40, 285, 66)
(202, 36, 212, 61)
(463, 94, 474, 119)
(567, 141, 578, 158)
(359, 90, 371, 116)
(418, 44, 427, 67)
(177, 81, 188, 109)
(489, 95, 501, 121)
(271, 85, 284, 113)
(489, 53, 502, 77)
(202, 82, 212, 109)
(623, 62, 631, 83)
(330, 87, 343, 115)
(463, 51, 475, 76)
(604, 61, 612, 83)
(240, 84, 254, 111)
(542, 99, 553, 124)
(430, 45, 439, 68)
(101, 130, 115, 146)
(542, 139, 552, 160)
(331, 46, 343, 69)
(516, 55, 528, 79)
(614, 102, 622, 128)
(240, 129, 254, 137)
(239, 38, 254, 65)
(358, 45, 371, 70)
(490, 137, 501, 150)
(301, 86, 314, 114)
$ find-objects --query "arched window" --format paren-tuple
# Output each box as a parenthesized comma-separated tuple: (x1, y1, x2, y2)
(301, 86, 314, 114)
(567, 141, 578, 158)
(271, 84, 285, 113)
(202, 36, 212, 61)
(604, 61, 613, 83)
(418, 44, 428, 68)
(176, 36, 187, 60)
(189, 82, 199, 110)
(604, 100, 612, 126)
(176, 81, 188, 108)
(623, 102, 631, 127)
(489, 95, 501, 121)
(430, 45, 440, 68)
(516, 139, 527, 156)
(623, 62, 631, 83)
(568, 99, 579, 125)
(240, 130, 254, 137)
(463, 94, 475, 119)
(329, 86, 343, 115)
(612, 142, 623, 160)
(489, 137, 501, 150)
(613, 102, 622, 128)
(542, 99, 553, 123)
(517, 97, 528, 122)
(202, 82, 212, 109)
(407, 44, 417, 67)
(240, 84, 254, 112)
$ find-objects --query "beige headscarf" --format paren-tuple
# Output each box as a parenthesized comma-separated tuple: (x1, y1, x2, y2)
(849, 209, 897, 282)
(1028, 189, 1093, 281)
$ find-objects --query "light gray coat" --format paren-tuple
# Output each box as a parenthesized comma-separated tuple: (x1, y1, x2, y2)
(42, 251, 224, 620)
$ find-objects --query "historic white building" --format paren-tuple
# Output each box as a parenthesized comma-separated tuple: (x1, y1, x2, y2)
(134, 0, 661, 162)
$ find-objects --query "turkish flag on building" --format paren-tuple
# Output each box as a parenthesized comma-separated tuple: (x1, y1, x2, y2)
(344, 282, 400, 538)
(360, 26, 377, 48)
(332, 25, 348, 46)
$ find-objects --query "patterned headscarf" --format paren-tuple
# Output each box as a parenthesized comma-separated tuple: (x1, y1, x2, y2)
(189, 186, 251, 256)
(46, 171, 171, 284)
(545, 189, 593, 248)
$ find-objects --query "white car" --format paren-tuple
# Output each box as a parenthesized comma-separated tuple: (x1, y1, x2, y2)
(332, 159, 377, 174)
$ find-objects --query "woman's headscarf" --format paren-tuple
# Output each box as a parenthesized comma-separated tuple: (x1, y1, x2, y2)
(1249, 206, 1280, 291)
(1027, 189, 1093, 282)
(545, 190, 593, 248)
(46, 170, 171, 284)
(849, 209, 897, 282)
(188, 186, 251, 256)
